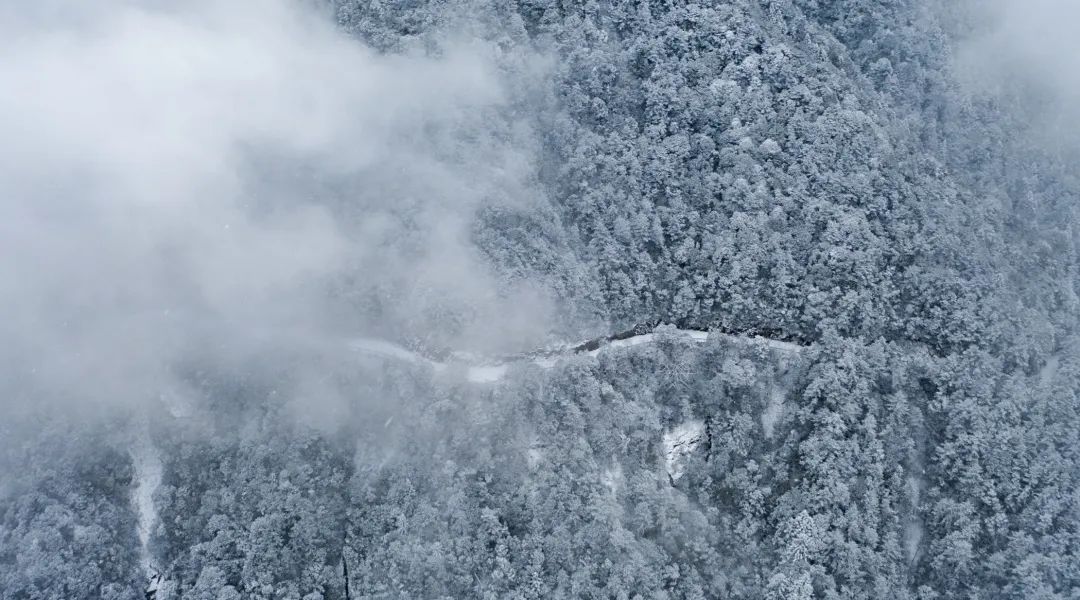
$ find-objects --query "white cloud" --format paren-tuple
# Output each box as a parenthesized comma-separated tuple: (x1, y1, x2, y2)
(953, 0, 1080, 146)
(0, 0, 548, 417)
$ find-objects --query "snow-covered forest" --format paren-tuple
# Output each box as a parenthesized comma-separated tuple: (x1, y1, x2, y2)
(2, 0, 1079, 598)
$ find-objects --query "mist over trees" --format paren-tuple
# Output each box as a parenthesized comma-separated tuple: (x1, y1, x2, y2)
(2, 0, 1079, 599)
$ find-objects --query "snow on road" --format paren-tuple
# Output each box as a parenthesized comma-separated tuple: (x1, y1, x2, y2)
(714, 332, 803, 353)
(683, 330, 710, 343)
(348, 338, 447, 371)
(584, 332, 656, 356)
(347, 327, 803, 384)
(467, 364, 508, 383)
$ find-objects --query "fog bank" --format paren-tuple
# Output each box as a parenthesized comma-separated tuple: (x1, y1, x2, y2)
(0, 0, 551, 419)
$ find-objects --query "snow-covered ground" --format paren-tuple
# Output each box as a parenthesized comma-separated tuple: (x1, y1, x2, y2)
(663, 420, 705, 482)
(1040, 355, 1060, 388)
(348, 338, 447, 372)
(129, 415, 162, 577)
(905, 473, 924, 563)
(717, 333, 803, 354)
(583, 332, 660, 356)
(467, 364, 508, 383)
(761, 387, 785, 439)
(346, 326, 804, 384)
(601, 460, 624, 497)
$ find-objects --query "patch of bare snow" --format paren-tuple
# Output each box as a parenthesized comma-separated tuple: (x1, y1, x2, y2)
(663, 420, 704, 482)
(145, 572, 163, 599)
(905, 474, 924, 563)
(587, 333, 656, 357)
(467, 364, 508, 383)
(683, 330, 710, 342)
(904, 521, 923, 563)
(348, 338, 446, 371)
(761, 387, 785, 439)
(1039, 355, 1060, 387)
(130, 415, 162, 577)
(600, 460, 623, 497)
(527, 448, 543, 469)
(713, 332, 803, 354)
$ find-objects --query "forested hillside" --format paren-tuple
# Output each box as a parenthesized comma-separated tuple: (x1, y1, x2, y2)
(2, 1, 1079, 599)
